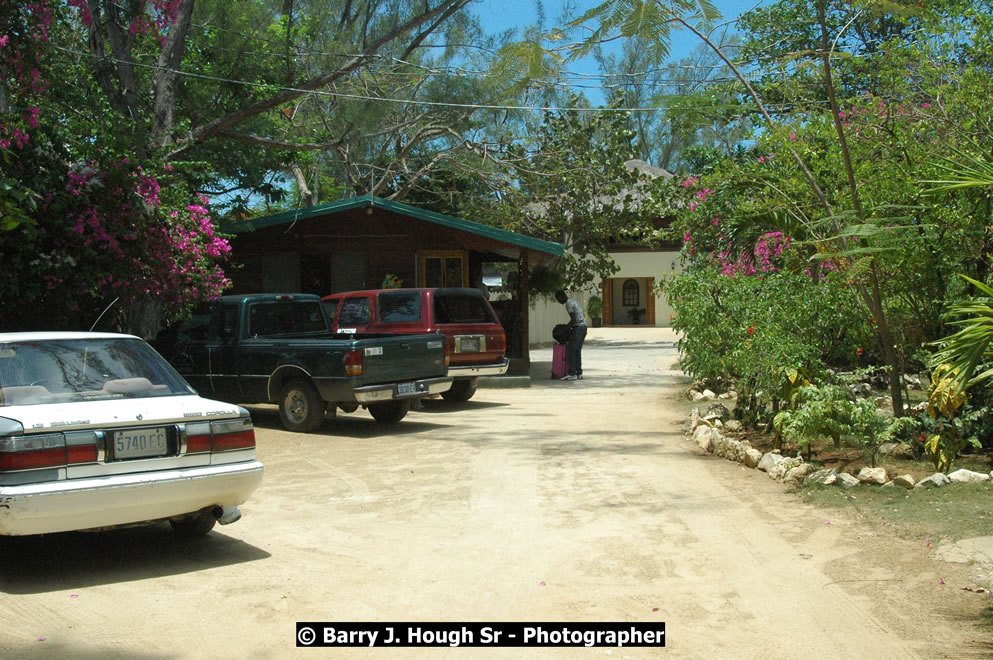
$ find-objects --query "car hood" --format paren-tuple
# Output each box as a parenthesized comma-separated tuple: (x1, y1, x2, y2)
(0, 395, 244, 434)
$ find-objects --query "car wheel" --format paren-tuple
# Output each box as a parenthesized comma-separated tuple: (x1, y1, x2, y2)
(279, 380, 326, 432)
(368, 399, 410, 424)
(170, 510, 216, 537)
(441, 377, 478, 402)
(337, 402, 359, 414)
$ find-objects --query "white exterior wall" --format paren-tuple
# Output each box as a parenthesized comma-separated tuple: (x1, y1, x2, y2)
(528, 294, 580, 347)
(526, 249, 683, 347)
(609, 250, 682, 327)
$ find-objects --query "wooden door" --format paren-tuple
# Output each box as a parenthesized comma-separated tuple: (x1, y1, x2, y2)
(646, 277, 656, 326)
(602, 279, 613, 326)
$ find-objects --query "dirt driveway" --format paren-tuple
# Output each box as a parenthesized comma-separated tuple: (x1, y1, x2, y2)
(0, 327, 988, 658)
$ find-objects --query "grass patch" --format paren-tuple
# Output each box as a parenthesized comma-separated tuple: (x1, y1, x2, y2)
(801, 481, 993, 543)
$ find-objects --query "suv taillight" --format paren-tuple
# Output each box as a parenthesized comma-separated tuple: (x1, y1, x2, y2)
(345, 349, 363, 376)
(186, 418, 255, 454)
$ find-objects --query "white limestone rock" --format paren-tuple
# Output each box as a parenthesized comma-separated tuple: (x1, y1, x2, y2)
(915, 472, 951, 488)
(836, 473, 860, 489)
(743, 448, 763, 469)
(692, 425, 720, 453)
(892, 474, 916, 489)
(857, 467, 888, 485)
(878, 442, 915, 459)
(784, 463, 814, 486)
(948, 469, 992, 484)
(757, 452, 787, 473)
(769, 457, 803, 481)
(724, 419, 744, 433)
(807, 468, 838, 486)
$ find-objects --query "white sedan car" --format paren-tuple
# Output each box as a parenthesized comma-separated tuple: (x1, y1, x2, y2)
(0, 332, 263, 536)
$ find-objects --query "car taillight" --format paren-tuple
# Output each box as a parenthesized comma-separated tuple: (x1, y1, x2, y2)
(211, 418, 256, 451)
(0, 434, 66, 471)
(185, 418, 255, 454)
(186, 427, 212, 454)
(66, 444, 98, 464)
(345, 349, 363, 376)
(444, 341, 451, 367)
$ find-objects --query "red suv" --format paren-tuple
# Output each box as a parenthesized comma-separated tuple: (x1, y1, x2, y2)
(322, 288, 508, 402)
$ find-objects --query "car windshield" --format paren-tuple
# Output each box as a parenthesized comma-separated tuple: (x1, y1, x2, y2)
(0, 338, 193, 406)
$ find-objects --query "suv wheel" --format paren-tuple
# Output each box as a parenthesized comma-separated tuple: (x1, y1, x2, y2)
(441, 377, 478, 402)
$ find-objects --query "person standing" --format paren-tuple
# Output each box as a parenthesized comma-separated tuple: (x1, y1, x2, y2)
(555, 290, 587, 380)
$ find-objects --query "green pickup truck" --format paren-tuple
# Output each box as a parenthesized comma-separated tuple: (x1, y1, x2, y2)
(153, 294, 452, 432)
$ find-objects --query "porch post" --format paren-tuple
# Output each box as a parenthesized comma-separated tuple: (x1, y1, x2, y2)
(519, 250, 530, 370)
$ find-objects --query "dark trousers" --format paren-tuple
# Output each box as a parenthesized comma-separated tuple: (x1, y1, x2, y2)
(567, 325, 587, 376)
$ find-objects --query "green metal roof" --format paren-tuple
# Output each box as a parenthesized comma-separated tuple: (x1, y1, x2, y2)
(223, 194, 565, 256)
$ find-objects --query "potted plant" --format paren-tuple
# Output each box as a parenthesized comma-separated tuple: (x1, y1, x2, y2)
(587, 295, 603, 328)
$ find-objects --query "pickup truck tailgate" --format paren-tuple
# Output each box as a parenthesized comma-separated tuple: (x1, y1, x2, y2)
(353, 334, 447, 384)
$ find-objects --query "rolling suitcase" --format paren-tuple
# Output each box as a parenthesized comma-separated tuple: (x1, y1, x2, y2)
(552, 343, 569, 379)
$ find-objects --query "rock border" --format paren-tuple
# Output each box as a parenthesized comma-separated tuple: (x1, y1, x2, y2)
(687, 407, 993, 490)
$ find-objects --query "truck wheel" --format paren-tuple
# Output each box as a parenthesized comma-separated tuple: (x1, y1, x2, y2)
(441, 377, 478, 402)
(368, 399, 410, 424)
(279, 380, 326, 432)
(170, 510, 216, 537)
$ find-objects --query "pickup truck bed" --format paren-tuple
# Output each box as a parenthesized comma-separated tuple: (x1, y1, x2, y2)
(154, 294, 451, 432)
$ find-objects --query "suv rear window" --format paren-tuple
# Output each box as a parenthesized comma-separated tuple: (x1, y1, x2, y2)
(378, 292, 421, 323)
(338, 297, 370, 326)
(434, 293, 496, 324)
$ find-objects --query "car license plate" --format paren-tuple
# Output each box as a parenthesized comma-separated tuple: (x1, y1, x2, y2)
(397, 382, 417, 396)
(113, 427, 169, 459)
(459, 337, 480, 352)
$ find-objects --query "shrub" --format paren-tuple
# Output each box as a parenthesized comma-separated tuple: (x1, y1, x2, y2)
(774, 384, 917, 466)
(667, 266, 866, 427)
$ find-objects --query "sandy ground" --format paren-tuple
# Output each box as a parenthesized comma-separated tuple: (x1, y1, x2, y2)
(0, 327, 989, 658)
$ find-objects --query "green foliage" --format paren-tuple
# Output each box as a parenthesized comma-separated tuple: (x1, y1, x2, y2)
(527, 263, 568, 302)
(774, 384, 917, 466)
(667, 265, 866, 427)
(930, 277, 993, 392)
(921, 364, 984, 473)
(486, 94, 672, 289)
(586, 295, 603, 318)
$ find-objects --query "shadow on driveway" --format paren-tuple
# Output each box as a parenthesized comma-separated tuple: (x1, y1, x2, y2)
(0, 524, 270, 595)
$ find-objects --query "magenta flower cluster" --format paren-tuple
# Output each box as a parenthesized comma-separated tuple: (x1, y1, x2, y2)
(717, 232, 792, 277)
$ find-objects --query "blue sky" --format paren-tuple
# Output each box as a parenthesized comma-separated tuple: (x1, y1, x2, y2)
(473, 0, 764, 105)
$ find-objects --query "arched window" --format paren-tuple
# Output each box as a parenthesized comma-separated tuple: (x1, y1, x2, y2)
(622, 279, 639, 306)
